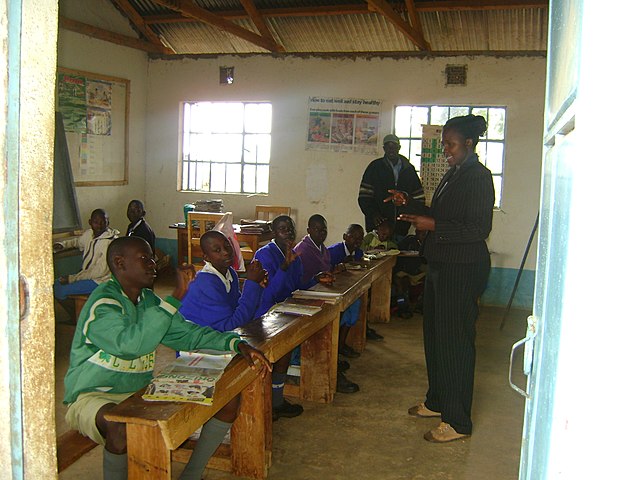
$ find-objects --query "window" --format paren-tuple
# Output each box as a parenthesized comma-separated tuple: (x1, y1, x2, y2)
(180, 102, 272, 194)
(394, 105, 506, 207)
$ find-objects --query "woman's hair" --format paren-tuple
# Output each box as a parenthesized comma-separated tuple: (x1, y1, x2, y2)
(443, 114, 487, 147)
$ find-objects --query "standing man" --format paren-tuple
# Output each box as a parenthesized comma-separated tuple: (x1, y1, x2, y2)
(358, 134, 425, 239)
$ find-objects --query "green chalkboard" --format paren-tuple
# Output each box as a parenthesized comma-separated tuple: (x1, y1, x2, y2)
(53, 111, 81, 233)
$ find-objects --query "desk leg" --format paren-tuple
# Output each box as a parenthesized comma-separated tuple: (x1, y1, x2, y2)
(300, 313, 338, 403)
(127, 423, 171, 479)
(369, 269, 393, 323)
(231, 372, 271, 479)
(346, 290, 368, 353)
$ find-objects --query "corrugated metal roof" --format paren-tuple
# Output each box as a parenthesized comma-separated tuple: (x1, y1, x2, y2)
(117, 0, 548, 55)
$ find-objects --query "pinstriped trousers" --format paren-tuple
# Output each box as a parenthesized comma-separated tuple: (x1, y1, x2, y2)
(422, 258, 490, 435)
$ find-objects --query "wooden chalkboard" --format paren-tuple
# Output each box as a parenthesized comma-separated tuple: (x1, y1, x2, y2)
(56, 67, 129, 186)
(53, 111, 82, 233)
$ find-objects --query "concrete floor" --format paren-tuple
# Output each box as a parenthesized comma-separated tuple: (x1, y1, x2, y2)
(55, 272, 529, 480)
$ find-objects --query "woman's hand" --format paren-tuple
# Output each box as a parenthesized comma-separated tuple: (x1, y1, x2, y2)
(237, 343, 272, 378)
(384, 189, 409, 206)
(397, 214, 436, 231)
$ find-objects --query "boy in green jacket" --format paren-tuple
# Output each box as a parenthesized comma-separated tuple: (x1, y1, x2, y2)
(64, 236, 271, 480)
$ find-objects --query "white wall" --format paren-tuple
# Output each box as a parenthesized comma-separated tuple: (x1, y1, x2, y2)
(147, 55, 545, 270)
(56, 0, 148, 234)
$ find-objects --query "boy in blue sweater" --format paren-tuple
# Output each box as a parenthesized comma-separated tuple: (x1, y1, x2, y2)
(63, 236, 271, 480)
(180, 230, 268, 331)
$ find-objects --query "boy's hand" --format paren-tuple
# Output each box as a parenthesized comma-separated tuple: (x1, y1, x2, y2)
(58, 275, 69, 285)
(172, 263, 196, 300)
(53, 242, 64, 253)
(259, 270, 269, 288)
(315, 271, 335, 285)
(246, 260, 267, 285)
(333, 263, 347, 274)
(237, 343, 272, 378)
(281, 240, 299, 271)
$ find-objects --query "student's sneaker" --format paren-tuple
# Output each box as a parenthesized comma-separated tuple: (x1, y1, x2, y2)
(338, 359, 350, 373)
(272, 400, 304, 421)
(423, 422, 469, 443)
(366, 327, 384, 341)
(339, 345, 361, 359)
(408, 402, 440, 418)
(336, 372, 359, 394)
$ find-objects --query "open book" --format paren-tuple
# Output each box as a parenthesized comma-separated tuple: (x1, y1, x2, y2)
(142, 351, 234, 405)
(270, 300, 323, 316)
(291, 289, 342, 305)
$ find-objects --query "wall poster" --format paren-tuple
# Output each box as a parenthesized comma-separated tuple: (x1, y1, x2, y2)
(306, 96, 381, 154)
(56, 68, 129, 186)
(420, 125, 448, 206)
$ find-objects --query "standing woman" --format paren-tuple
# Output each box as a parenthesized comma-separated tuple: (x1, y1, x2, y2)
(391, 114, 494, 442)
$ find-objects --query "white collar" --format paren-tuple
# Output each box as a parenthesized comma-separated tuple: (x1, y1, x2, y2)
(201, 261, 233, 293)
(343, 241, 352, 256)
(128, 218, 143, 235)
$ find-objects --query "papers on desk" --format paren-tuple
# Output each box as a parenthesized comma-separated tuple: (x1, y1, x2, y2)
(142, 351, 234, 405)
(292, 289, 341, 305)
(271, 301, 323, 316)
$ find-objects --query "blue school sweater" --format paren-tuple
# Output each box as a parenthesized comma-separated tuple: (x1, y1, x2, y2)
(179, 265, 263, 332)
(327, 241, 364, 267)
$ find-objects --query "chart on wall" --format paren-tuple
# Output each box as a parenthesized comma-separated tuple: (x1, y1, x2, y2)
(421, 125, 448, 206)
(56, 68, 129, 186)
(306, 96, 381, 155)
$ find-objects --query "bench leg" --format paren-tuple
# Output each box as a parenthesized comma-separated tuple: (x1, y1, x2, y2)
(126, 423, 171, 479)
(369, 269, 393, 323)
(299, 313, 338, 403)
(346, 290, 368, 353)
(231, 372, 271, 479)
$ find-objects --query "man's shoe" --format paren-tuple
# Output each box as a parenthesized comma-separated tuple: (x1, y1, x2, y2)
(339, 345, 361, 359)
(408, 402, 440, 418)
(366, 327, 384, 341)
(272, 400, 304, 421)
(336, 372, 359, 394)
(423, 422, 469, 443)
(338, 359, 350, 373)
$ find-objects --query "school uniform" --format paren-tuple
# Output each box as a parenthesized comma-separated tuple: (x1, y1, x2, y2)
(179, 262, 263, 332)
(127, 217, 155, 253)
(327, 241, 364, 327)
(293, 234, 331, 284)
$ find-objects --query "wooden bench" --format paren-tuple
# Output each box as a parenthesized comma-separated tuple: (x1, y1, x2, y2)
(56, 429, 98, 472)
(105, 303, 340, 479)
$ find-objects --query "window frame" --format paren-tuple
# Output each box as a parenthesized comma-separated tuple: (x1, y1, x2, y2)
(178, 101, 272, 194)
(393, 104, 506, 208)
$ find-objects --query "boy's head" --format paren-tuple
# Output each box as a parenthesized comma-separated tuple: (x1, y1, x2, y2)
(201, 230, 234, 274)
(343, 224, 364, 252)
(127, 200, 145, 224)
(307, 214, 328, 246)
(107, 237, 156, 290)
(272, 215, 296, 247)
(374, 220, 393, 242)
(89, 209, 109, 237)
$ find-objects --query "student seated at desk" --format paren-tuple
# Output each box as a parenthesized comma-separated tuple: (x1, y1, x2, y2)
(294, 215, 359, 394)
(53, 208, 119, 302)
(63, 236, 271, 480)
(126, 199, 155, 254)
(362, 219, 398, 252)
(179, 230, 268, 331)
(254, 215, 331, 419)
(393, 229, 428, 318)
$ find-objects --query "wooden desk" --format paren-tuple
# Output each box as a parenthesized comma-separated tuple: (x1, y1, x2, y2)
(104, 303, 339, 479)
(170, 224, 274, 264)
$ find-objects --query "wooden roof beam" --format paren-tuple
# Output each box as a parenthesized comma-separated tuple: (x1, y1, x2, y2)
(143, 1, 548, 24)
(59, 16, 170, 54)
(148, 0, 281, 52)
(366, 0, 431, 52)
(110, 0, 174, 53)
(238, 0, 285, 52)
(405, 0, 423, 35)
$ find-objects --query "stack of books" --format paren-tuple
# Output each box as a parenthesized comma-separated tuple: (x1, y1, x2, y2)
(271, 297, 324, 316)
(291, 289, 342, 305)
(238, 219, 271, 234)
(142, 351, 234, 405)
(193, 199, 224, 212)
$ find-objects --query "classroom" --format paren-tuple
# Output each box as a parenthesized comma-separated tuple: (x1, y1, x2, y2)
(3, 0, 639, 479)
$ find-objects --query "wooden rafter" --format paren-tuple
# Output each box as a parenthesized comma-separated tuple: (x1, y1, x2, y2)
(148, 0, 281, 52)
(110, 0, 174, 53)
(59, 16, 169, 54)
(143, 0, 548, 24)
(366, 0, 431, 52)
(238, 0, 284, 52)
(405, 0, 423, 35)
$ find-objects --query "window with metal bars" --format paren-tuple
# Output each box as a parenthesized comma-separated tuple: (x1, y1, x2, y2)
(180, 101, 272, 194)
(394, 105, 506, 207)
